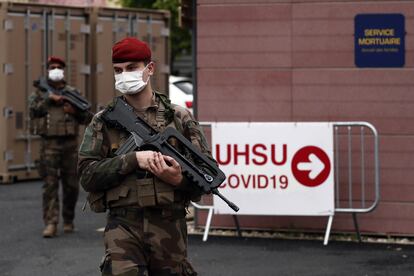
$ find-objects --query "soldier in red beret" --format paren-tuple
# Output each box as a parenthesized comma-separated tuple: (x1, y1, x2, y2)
(47, 56, 66, 68)
(29, 56, 92, 238)
(78, 37, 214, 275)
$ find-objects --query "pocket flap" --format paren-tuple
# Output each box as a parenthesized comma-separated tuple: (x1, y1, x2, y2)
(137, 178, 155, 197)
(87, 191, 105, 203)
(106, 185, 130, 202)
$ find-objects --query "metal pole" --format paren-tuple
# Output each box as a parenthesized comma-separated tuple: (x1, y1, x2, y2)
(42, 10, 47, 76)
(324, 215, 334, 246)
(50, 9, 55, 56)
(361, 127, 365, 208)
(147, 15, 153, 49)
(192, 0, 198, 119)
(112, 12, 118, 44)
(352, 213, 362, 243)
(203, 207, 213, 242)
(335, 125, 339, 207)
(112, 12, 118, 97)
(24, 9, 32, 173)
(65, 10, 71, 82)
(135, 14, 139, 38)
(232, 215, 242, 238)
(127, 13, 132, 37)
(373, 125, 381, 212)
(347, 126, 352, 208)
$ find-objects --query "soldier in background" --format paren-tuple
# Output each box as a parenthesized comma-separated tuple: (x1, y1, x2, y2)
(78, 37, 211, 275)
(29, 56, 92, 238)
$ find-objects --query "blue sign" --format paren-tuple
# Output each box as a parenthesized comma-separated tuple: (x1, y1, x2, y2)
(355, 14, 405, 67)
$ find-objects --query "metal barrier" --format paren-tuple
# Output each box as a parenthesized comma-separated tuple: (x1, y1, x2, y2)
(191, 202, 214, 242)
(192, 122, 380, 244)
(333, 122, 380, 212)
(327, 122, 380, 244)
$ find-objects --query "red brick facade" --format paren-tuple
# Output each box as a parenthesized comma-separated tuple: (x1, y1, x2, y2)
(197, 0, 414, 235)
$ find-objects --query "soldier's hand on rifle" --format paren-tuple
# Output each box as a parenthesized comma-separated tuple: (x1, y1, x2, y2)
(48, 93, 64, 104)
(63, 102, 76, 114)
(135, 150, 157, 170)
(148, 152, 183, 186)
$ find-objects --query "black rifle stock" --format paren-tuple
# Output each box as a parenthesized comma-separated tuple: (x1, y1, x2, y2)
(34, 78, 91, 112)
(103, 98, 239, 212)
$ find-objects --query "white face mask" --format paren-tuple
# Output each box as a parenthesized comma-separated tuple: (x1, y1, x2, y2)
(48, 68, 64, 82)
(114, 65, 150, 95)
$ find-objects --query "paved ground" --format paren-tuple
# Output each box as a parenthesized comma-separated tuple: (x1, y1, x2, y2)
(0, 181, 413, 276)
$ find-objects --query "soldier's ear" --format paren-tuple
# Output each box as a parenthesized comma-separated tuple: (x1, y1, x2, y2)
(147, 62, 155, 75)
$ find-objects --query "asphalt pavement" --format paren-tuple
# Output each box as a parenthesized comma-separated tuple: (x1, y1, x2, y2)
(0, 181, 413, 276)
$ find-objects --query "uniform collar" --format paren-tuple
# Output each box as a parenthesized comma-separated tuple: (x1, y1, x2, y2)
(47, 78, 66, 91)
(149, 92, 159, 109)
(122, 92, 159, 113)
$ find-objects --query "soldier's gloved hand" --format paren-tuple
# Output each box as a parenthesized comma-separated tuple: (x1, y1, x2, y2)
(63, 102, 76, 114)
(135, 150, 157, 170)
(148, 152, 183, 186)
(48, 93, 64, 104)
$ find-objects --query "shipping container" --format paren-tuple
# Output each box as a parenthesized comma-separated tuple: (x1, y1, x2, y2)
(0, 2, 170, 183)
(0, 3, 90, 183)
(92, 6, 170, 111)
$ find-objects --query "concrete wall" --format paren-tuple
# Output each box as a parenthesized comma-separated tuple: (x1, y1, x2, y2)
(197, 0, 414, 235)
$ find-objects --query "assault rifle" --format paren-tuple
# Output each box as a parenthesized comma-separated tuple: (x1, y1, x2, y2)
(33, 78, 91, 112)
(103, 97, 239, 212)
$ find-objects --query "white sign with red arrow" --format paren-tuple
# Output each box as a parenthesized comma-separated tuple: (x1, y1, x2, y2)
(298, 154, 324, 179)
(211, 122, 334, 216)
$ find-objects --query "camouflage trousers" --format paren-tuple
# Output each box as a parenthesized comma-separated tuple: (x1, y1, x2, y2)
(38, 137, 79, 225)
(101, 207, 197, 276)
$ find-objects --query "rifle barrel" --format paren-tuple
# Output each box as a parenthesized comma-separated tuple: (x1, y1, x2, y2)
(212, 188, 240, 212)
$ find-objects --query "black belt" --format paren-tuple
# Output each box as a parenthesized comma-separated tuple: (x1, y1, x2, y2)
(109, 207, 186, 220)
(109, 208, 144, 220)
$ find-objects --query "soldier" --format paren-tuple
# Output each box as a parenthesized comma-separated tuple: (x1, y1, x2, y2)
(29, 56, 92, 238)
(78, 37, 211, 275)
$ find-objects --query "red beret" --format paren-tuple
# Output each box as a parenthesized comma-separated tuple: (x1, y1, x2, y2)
(47, 56, 66, 68)
(112, 37, 151, 63)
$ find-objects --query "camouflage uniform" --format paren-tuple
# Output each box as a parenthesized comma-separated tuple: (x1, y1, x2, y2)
(78, 92, 212, 276)
(29, 78, 92, 226)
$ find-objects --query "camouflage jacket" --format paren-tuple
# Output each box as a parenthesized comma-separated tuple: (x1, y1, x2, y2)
(77, 92, 214, 208)
(29, 78, 92, 137)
